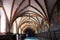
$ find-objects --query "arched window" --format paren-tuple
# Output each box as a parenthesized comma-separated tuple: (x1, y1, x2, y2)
(0, 7, 6, 33)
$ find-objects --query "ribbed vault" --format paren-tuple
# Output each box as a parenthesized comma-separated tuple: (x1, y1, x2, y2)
(0, 0, 57, 34)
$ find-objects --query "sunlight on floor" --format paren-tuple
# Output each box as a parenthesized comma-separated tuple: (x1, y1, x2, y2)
(24, 37, 39, 40)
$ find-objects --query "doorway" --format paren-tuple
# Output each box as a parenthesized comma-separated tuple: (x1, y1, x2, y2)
(24, 28, 35, 37)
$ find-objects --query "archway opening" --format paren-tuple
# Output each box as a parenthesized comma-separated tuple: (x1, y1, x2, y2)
(24, 28, 35, 37)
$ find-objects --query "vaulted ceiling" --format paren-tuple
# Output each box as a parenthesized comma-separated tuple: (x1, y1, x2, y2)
(0, 0, 57, 33)
(0, 0, 57, 22)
